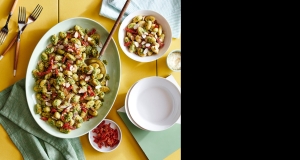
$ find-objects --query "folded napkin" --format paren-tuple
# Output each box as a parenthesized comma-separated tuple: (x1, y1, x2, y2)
(0, 79, 85, 160)
(99, 0, 181, 39)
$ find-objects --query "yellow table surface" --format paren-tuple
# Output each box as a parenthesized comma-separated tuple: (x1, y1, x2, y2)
(0, 0, 181, 159)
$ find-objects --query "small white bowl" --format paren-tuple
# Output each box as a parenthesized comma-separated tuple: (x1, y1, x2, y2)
(118, 10, 172, 62)
(166, 49, 181, 72)
(88, 119, 122, 152)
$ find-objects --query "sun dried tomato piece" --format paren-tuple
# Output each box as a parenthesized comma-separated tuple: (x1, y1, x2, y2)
(87, 85, 95, 96)
(124, 41, 131, 47)
(80, 92, 87, 101)
(62, 122, 76, 130)
(87, 28, 96, 36)
(51, 108, 57, 113)
(125, 27, 137, 34)
(92, 121, 119, 149)
(81, 40, 89, 46)
(41, 117, 48, 121)
(81, 106, 87, 113)
(62, 55, 67, 63)
(37, 56, 54, 76)
(51, 91, 57, 99)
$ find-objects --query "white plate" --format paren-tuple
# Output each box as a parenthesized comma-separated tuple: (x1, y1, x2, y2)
(88, 119, 122, 152)
(128, 76, 181, 131)
(25, 17, 121, 138)
(125, 81, 147, 130)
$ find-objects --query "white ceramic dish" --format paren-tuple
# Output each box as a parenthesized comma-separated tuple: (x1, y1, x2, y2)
(127, 76, 181, 131)
(25, 17, 121, 138)
(166, 49, 181, 72)
(89, 119, 122, 152)
(124, 81, 147, 130)
(118, 10, 172, 62)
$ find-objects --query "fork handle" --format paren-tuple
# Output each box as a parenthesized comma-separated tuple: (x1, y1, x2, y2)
(10, 0, 19, 15)
(99, 0, 131, 57)
(0, 24, 28, 59)
(14, 32, 21, 76)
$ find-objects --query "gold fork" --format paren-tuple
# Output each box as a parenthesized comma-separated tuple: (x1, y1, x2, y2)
(0, 4, 43, 61)
(14, 6, 26, 76)
(0, 0, 19, 45)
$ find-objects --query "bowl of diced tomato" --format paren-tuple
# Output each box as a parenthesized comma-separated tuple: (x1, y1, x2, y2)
(88, 119, 122, 152)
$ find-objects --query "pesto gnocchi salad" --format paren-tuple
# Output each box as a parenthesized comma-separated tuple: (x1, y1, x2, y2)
(32, 25, 110, 134)
(124, 15, 165, 57)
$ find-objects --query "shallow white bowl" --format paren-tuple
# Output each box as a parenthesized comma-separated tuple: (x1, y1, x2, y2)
(89, 119, 122, 152)
(127, 76, 181, 131)
(118, 10, 172, 62)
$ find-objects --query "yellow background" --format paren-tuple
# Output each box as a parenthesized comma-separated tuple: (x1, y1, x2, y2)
(0, 0, 181, 159)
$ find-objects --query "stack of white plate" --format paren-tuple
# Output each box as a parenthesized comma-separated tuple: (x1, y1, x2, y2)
(125, 76, 181, 131)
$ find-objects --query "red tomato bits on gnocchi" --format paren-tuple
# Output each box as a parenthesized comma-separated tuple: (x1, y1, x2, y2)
(32, 25, 110, 134)
(124, 15, 165, 57)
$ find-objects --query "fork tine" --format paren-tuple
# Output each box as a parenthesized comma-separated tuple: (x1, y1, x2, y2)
(14, 6, 26, 76)
(23, 7, 26, 22)
(0, 0, 19, 45)
(20, 7, 24, 22)
(30, 4, 43, 19)
(0, 33, 6, 45)
(0, 32, 4, 39)
(18, 7, 21, 21)
(0, 31, 7, 44)
(1, 4, 43, 61)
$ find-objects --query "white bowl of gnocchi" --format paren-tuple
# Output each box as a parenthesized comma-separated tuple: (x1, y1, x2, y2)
(118, 10, 172, 62)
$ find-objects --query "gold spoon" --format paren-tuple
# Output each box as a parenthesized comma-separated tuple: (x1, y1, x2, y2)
(85, 0, 131, 80)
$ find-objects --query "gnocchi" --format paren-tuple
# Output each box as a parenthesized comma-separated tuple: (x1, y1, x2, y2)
(32, 25, 110, 134)
(123, 15, 165, 57)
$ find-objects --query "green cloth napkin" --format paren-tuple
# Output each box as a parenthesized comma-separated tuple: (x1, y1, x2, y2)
(0, 79, 86, 160)
(118, 109, 181, 160)
(100, 0, 181, 38)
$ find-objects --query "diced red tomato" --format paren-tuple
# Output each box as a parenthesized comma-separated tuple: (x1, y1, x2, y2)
(41, 117, 48, 121)
(81, 40, 89, 46)
(125, 27, 137, 34)
(92, 120, 119, 149)
(86, 114, 94, 121)
(87, 86, 95, 96)
(62, 122, 75, 130)
(51, 108, 57, 113)
(62, 55, 67, 63)
(159, 42, 164, 48)
(87, 28, 96, 36)
(156, 38, 164, 48)
(54, 68, 59, 76)
(37, 56, 54, 77)
(80, 92, 87, 101)
(81, 106, 87, 113)
(42, 94, 47, 99)
(66, 85, 72, 92)
(66, 33, 71, 39)
(124, 42, 131, 47)
(51, 91, 57, 99)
